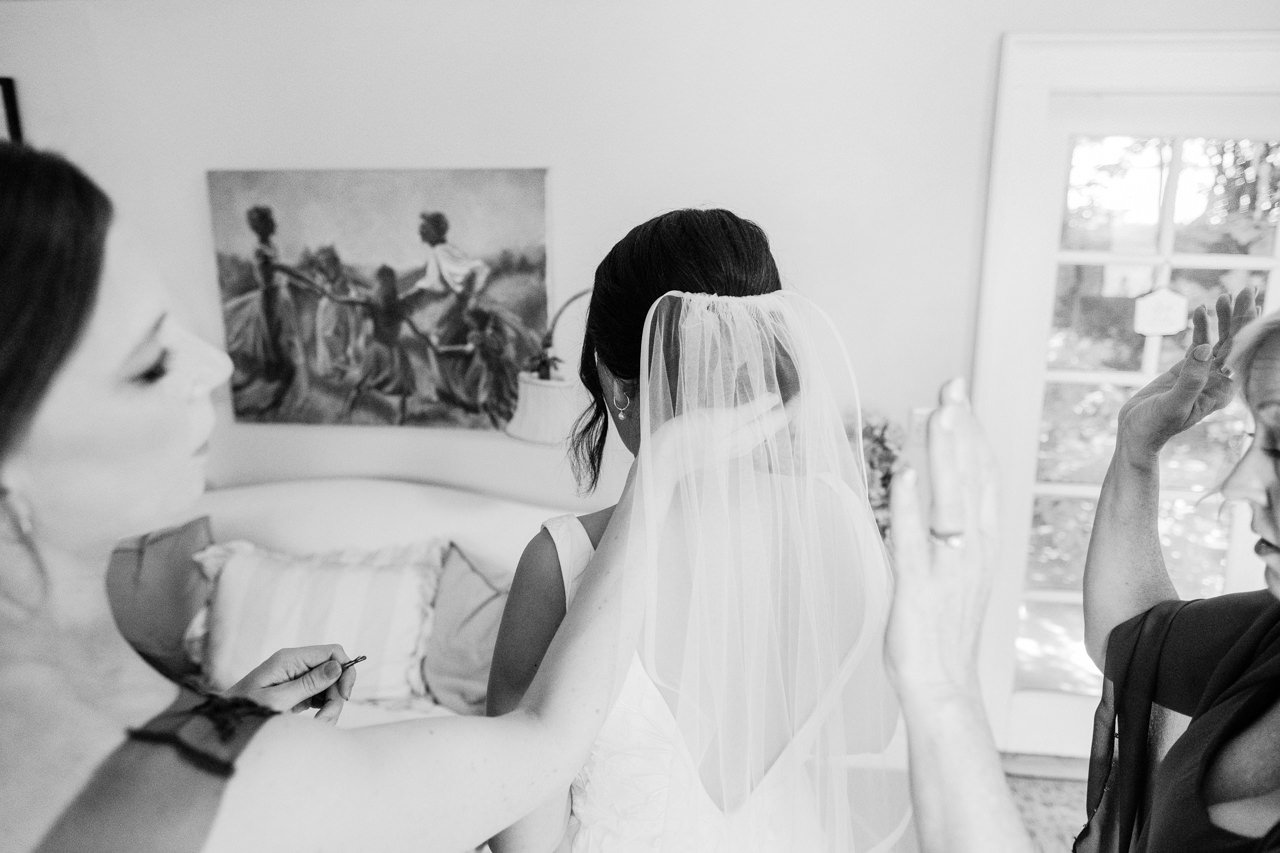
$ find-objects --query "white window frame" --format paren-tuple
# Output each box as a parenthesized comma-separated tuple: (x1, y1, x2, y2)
(973, 33, 1280, 757)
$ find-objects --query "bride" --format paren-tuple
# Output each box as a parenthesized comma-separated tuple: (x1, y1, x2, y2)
(488, 209, 913, 851)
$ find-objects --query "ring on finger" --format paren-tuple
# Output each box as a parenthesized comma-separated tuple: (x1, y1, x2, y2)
(928, 529, 966, 549)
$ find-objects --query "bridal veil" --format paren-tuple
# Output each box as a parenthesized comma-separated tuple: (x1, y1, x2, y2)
(621, 290, 913, 851)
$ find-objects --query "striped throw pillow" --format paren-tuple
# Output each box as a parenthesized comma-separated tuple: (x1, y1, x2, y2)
(193, 539, 446, 702)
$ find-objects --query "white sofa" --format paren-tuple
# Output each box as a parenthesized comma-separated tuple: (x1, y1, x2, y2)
(197, 477, 570, 727)
(110, 476, 571, 729)
(193, 477, 567, 584)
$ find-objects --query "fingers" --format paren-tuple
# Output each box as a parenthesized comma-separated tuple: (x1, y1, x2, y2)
(1216, 293, 1232, 348)
(927, 400, 965, 539)
(270, 644, 351, 678)
(889, 467, 929, 573)
(336, 662, 357, 701)
(1234, 286, 1260, 334)
(939, 376, 967, 407)
(737, 390, 783, 422)
(713, 392, 786, 458)
(1168, 343, 1215, 409)
(260, 659, 343, 712)
(1217, 286, 1260, 365)
(1191, 371, 1237, 421)
(1191, 305, 1210, 349)
(312, 686, 346, 725)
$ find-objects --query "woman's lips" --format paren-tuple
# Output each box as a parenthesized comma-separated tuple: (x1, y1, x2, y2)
(1256, 538, 1280, 557)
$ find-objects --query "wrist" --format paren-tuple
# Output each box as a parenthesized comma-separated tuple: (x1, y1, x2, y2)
(893, 673, 984, 712)
(1113, 439, 1160, 475)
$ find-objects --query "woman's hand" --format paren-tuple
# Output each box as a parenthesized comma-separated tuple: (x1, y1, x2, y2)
(885, 379, 998, 702)
(1116, 289, 1256, 461)
(225, 644, 357, 725)
(644, 392, 788, 479)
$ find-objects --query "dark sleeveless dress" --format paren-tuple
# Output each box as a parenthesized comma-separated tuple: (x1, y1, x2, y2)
(1075, 590, 1280, 852)
(36, 688, 277, 852)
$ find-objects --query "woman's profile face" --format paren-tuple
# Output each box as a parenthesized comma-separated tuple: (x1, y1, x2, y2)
(1224, 331, 1280, 601)
(0, 227, 231, 551)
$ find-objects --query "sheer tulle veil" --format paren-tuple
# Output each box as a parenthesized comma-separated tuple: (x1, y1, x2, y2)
(621, 290, 913, 851)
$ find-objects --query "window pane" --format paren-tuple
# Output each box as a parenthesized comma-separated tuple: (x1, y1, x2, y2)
(1161, 397, 1252, 493)
(1026, 493, 1230, 596)
(1047, 264, 1151, 371)
(1018, 493, 1230, 696)
(1158, 270, 1270, 371)
(1026, 495, 1096, 592)
(1174, 139, 1280, 256)
(1038, 382, 1251, 490)
(1015, 601, 1100, 695)
(1159, 494, 1230, 599)
(1037, 383, 1128, 484)
(1061, 137, 1167, 253)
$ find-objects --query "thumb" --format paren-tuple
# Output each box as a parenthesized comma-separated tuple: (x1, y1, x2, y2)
(1169, 344, 1214, 404)
(263, 660, 341, 711)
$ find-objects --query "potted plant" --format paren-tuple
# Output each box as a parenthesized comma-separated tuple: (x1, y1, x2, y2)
(505, 289, 593, 443)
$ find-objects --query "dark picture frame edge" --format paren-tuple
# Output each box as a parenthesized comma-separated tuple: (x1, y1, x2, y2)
(2, 78, 24, 145)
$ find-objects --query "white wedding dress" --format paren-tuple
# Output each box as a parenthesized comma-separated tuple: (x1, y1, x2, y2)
(544, 514, 911, 853)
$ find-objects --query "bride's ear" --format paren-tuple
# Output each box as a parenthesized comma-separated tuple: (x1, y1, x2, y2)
(595, 357, 639, 421)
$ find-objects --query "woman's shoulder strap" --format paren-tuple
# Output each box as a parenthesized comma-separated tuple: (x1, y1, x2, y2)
(542, 513, 596, 606)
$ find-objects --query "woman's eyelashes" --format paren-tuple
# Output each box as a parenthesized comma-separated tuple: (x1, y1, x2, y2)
(132, 350, 170, 385)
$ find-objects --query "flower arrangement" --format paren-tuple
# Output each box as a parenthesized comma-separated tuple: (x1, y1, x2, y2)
(858, 413, 906, 538)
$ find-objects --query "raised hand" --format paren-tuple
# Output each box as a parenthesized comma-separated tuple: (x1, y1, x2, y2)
(885, 378, 998, 699)
(1117, 288, 1257, 459)
(225, 644, 358, 725)
(884, 379, 1034, 853)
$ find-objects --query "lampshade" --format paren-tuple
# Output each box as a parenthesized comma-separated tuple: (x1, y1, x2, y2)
(505, 371, 587, 445)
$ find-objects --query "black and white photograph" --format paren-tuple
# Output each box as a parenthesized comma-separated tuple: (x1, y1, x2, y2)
(3, 5, 1280, 853)
(208, 169, 547, 428)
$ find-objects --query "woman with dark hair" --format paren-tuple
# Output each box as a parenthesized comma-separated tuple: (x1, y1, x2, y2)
(0, 145, 753, 852)
(487, 209, 911, 851)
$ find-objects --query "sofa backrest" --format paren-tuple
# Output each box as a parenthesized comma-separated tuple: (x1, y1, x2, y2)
(193, 477, 570, 585)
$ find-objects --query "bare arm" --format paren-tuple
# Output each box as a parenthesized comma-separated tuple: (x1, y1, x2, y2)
(898, 687, 1033, 853)
(206, 483, 644, 853)
(1082, 293, 1253, 670)
(1081, 444, 1175, 670)
(887, 381, 1034, 853)
(486, 530, 575, 853)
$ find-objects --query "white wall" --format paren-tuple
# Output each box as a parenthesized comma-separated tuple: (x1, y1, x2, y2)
(2, 0, 1275, 508)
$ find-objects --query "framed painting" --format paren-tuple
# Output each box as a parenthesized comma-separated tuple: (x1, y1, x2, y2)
(207, 168, 547, 429)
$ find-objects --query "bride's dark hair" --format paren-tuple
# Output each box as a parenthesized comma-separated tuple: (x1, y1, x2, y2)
(570, 208, 782, 491)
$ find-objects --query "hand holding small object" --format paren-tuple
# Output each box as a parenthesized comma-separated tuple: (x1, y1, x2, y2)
(225, 644, 359, 725)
